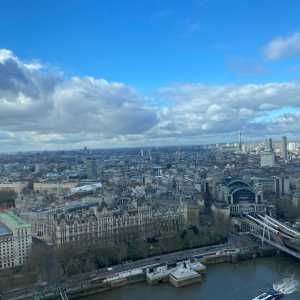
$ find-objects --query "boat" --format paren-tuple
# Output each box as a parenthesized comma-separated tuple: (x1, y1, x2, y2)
(252, 289, 283, 300)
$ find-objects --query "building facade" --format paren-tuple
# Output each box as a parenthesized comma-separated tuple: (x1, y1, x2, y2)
(213, 178, 267, 217)
(260, 150, 275, 167)
(33, 182, 78, 193)
(25, 200, 187, 247)
(0, 211, 32, 270)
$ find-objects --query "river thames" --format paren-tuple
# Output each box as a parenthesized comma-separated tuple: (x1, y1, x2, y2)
(86, 256, 300, 300)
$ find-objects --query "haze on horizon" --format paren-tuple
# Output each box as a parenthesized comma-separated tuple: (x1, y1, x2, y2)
(1, 0, 300, 152)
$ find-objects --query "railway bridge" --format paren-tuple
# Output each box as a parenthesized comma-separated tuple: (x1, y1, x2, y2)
(58, 288, 69, 300)
(242, 214, 300, 259)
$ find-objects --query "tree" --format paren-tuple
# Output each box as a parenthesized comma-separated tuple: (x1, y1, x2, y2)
(28, 243, 61, 283)
(211, 212, 231, 238)
(0, 190, 16, 208)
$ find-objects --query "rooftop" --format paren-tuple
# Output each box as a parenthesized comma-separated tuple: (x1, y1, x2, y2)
(0, 222, 12, 236)
(170, 267, 199, 280)
(0, 211, 30, 230)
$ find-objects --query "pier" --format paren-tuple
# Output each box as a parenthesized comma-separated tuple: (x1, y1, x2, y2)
(1, 243, 272, 300)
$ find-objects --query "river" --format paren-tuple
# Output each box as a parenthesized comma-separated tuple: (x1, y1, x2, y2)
(85, 256, 300, 300)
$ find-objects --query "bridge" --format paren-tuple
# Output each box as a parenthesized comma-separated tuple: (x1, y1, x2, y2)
(243, 214, 300, 259)
(58, 288, 69, 300)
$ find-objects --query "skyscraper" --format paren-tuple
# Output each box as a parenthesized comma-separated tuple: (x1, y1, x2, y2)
(265, 138, 273, 151)
(238, 131, 242, 152)
(85, 158, 98, 179)
(281, 136, 288, 162)
(261, 137, 275, 167)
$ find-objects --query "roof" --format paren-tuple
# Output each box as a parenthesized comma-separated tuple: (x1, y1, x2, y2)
(0, 222, 12, 236)
(66, 201, 98, 212)
(170, 267, 199, 280)
(227, 179, 252, 193)
(70, 182, 102, 194)
(0, 211, 30, 230)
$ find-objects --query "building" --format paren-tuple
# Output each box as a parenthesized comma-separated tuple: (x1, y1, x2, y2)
(292, 192, 300, 207)
(281, 136, 288, 162)
(184, 202, 201, 226)
(288, 142, 297, 152)
(33, 182, 78, 193)
(0, 211, 32, 270)
(85, 159, 98, 180)
(0, 182, 27, 194)
(25, 200, 186, 247)
(265, 138, 273, 151)
(70, 182, 102, 196)
(213, 178, 266, 217)
(274, 176, 290, 196)
(260, 150, 275, 167)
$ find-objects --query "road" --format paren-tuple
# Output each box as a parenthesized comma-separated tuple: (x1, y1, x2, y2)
(2, 241, 234, 300)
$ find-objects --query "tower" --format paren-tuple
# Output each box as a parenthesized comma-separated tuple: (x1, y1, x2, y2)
(265, 138, 273, 151)
(281, 136, 288, 162)
(239, 131, 242, 151)
(261, 137, 275, 167)
(85, 158, 97, 180)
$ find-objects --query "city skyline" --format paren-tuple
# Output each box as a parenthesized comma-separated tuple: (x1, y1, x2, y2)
(1, 1, 300, 151)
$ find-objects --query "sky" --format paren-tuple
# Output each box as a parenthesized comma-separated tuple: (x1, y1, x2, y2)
(1, 0, 300, 151)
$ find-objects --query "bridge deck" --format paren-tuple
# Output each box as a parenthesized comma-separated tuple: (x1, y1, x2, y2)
(243, 214, 300, 260)
(250, 232, 300, 260)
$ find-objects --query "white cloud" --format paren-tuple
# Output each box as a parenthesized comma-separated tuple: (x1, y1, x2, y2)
(263, 32, 300, 60)
(152, 83, 300, 141)
(0, 49, 159, 151)
(50, 76, 158, 136)
(2, 49, 300, 150)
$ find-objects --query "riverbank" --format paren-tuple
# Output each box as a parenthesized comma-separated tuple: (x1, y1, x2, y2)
(38, 245, 277, 300)
(1, 238, 277, 300)
(84, 256, 300, 300)
(68, 246, 277, 300)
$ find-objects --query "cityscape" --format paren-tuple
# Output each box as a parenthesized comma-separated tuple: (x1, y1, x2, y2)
(0, 137, 300, 299)
(1, 1, 300, 300)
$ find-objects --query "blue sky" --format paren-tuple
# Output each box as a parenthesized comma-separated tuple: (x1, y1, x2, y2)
(0, 0, 300, 150)
(1, 0, 300, 91)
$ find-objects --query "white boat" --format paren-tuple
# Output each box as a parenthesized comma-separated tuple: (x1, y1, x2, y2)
(252, 290, 283, 300)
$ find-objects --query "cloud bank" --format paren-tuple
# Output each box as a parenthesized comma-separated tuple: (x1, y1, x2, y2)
(0, 49, 158, 150)
(0, 49, 300, 151)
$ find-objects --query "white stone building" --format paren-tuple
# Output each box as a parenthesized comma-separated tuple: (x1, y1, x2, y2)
(25, 200, 186, 247)
(0, 211, 32, 270)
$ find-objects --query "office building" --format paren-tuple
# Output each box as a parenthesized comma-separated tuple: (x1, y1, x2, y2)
(274, 176, 290, 196)
(0, 211, 32, 270)
(260, 150, 275, 167)
(85, 159, 98, 180)
(265, 138, 273, 151)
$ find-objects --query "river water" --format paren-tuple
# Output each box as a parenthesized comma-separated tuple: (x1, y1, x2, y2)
(85, 256, 300, 300)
